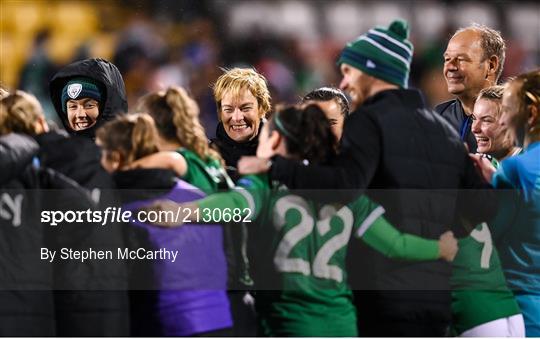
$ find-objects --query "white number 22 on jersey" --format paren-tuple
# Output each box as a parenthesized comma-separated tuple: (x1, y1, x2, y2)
(273, 195, 353, 282)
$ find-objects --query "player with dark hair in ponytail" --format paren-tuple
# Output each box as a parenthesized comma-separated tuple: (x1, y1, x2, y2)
(153, 104, 458, 336)
(262, 104, 337, 165)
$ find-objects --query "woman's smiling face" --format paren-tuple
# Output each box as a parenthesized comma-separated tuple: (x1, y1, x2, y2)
(220, 88, 262, 143)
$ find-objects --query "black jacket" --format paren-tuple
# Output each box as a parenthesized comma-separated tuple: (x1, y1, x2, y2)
(270, 89, 495, 294)
(0, 133, 99, 336)
(35, 130, 114, 190)
(35, 132, 130, 337)
(0, 133, 56, 336)
(211, 122, 262, 171)
(435, 99, 477, 153)
(47, 59, 130, 336)
(31, 133, 129, 336)
(0, 134, 39, 185)
(49, 58, 127, 139)
(113, 168, 177, 201)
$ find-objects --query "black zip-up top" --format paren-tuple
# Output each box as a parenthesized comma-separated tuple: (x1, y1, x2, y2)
(210, 122, 263, 170)
(435, 98, 477, 153)
(270, 89, 495, 294)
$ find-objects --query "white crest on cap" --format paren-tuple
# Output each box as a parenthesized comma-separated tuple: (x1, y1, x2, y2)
(67, 83, 82, 99)
(367, 60, 376, 69)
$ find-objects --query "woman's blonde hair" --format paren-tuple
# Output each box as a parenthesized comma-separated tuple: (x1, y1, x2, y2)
(138, 86, 222, 163)
(0, 90, 43, 136)
(96, 113, 160, 165)
(475, 85, 505, 119)
(212, 67, 271, 120)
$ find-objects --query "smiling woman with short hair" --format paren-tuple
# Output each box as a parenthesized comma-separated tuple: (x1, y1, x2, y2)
(210, 67, 272, 169)
(471, 85, 521, 161)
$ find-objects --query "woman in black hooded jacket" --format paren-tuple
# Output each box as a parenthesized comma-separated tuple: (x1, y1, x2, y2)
(43, 57, 128, 187)
(49, 57, 127, 140)
(47, 59, 131, 336)
(4, 74, 130, 335)
(0, 132, 97, 336)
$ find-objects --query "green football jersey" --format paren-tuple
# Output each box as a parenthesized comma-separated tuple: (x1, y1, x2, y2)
(451, 222, 521, 335)
(197, 174, 440, 337)
(177, 148, 231, 193)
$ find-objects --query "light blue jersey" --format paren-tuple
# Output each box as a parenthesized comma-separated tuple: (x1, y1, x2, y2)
(491, 141, 540, 336)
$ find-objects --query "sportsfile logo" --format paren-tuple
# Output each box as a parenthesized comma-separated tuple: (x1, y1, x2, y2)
(40, 206, 253, 226)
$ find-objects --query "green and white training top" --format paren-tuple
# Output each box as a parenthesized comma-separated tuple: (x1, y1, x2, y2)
(196, 174, 441, 337)
(177, 148, 232, 193)
(450, 222, 521, 335)
(450, 156, 521, 335)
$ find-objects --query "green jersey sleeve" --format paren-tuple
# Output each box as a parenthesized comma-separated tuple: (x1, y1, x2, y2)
(196, 174, 270, 219)
(348, 196, 440, 260)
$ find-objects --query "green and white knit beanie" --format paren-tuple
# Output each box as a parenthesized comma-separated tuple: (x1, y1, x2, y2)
(61, 77, 103, 112)
(338, 19, 413, 88)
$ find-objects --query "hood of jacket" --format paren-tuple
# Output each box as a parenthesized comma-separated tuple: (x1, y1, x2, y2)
(49, 58, 128, 139)
(0, 133, 39, 186)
